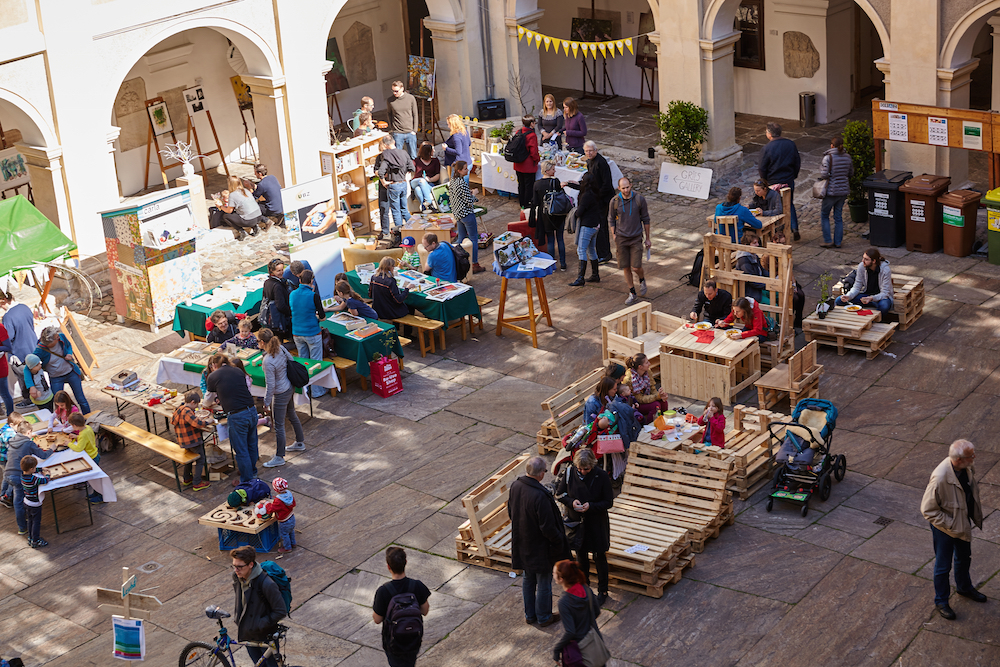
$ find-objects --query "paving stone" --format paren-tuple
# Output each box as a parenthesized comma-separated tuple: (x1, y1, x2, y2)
(734, 557, 929, 667)
(837, 386, 959, 442)
(925, 303, 1000, 351)
(885, 442, 974, 489)
(347, 588, 481, 655)
(896, 630, 1000, 667)
(417, 409, 478, 433)
(915, 537, 1000, 591)
(923, 564, 1000, 645)
(447, 376, 555, 431)
(398, 441, 514, 501)
(815, 372, 876, 412)
(927, 274, 1000, 305)
(357, 373, 475, 421)
(849, 521, 933, 574)
(323, 569, 389, 606)
(686, 524, 843, 603)
(891, 296, 963, 346)
(42, 624, 189, 667)
(0, 596, 97, 666)
(293, 594, 376, 640)
(813, 340, 911, 379)
(842, 478, 928, 528)
(974, 363, 1000, 395)
(458, 422, 516, 446)
(450, 365, 506, 388)
(333, 646, 390, 666)
(495, 432, 538, 453)
(824, 428, 912, 480)
(737, 496, 828, 536)
(602, 578, 789, 666)
(268, 621, 361, 667)
(436, 565, 517, 604)
(397, 512, 466, 552)
(416, 358, 474, 381)
(926, 393, 1000, 452)
(794, 524, 867, 554)
(818, 505, 886, 538)
(875, 342, 1000, 400)
(358, 546, 467, 591)
(442, 330, 549, 374)
(979, 509, 1000, 544)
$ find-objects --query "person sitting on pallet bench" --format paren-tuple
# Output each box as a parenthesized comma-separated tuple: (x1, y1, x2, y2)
(836, 247, 894, 315)
(717, 297, 768, 343)
(689, 279, 732, 324)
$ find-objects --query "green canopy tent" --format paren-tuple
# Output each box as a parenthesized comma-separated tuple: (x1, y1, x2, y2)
(0, 194, 77, 310)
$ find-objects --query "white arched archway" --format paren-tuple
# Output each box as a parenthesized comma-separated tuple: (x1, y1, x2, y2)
(0, 89, 57, 148)
(941, 2, 1000, 69)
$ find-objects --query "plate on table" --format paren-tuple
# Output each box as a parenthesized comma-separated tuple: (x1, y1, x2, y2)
(695, 322, 712, 331)
(195, 409, 213, 420)
(845, 305, 861, 312)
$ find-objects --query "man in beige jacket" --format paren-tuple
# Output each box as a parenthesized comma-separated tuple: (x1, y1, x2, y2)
(920, 439, 986, 620)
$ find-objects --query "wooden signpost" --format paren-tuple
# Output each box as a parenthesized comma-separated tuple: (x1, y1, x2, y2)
(61, 310, 98, 378)
(96, 567, 162, 621)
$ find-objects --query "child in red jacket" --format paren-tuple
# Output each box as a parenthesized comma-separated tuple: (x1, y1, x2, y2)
(719, 297, 767, 342)
(266, 477, 297, 553)
(697, 397, 726, 448)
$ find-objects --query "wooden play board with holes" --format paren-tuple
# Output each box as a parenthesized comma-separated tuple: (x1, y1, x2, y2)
(198, 502, 276, 534)
(42, 456, 92, 480)
(33, 431, 75, 449)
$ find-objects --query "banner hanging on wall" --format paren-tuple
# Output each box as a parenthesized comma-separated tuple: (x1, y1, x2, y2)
(517, 25, 646, 59)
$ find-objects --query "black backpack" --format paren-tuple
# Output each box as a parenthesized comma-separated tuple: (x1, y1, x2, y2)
(680, 249, 706, 287)
(385, 580, 424, 653)
(285, 350, 310, 388)
(543, 189, 573, 216)
(503, 130, 530, 163)
(449, 242, 472, 280)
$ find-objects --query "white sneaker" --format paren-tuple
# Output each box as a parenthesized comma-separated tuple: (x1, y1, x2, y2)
(263, 456, 286, 468)
(624, 292, 639, 306)
(639, 280, 648, 297)
(286, 442, 305, 452)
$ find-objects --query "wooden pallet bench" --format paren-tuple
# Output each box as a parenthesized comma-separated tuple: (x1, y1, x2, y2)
(802, 306, 896, 360)
(805, 322, 897, 359)
(99, 420, 199, 493)
(455, 455, 528, 572)
(755, 341, 824, 411)
(833, 275, 924, 331)
(601, 303, 684, 380)
(392, 314, 445, 357)
(538, 366, 606, 444)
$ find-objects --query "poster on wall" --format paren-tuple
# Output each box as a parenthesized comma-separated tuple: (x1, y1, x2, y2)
(183, 86, 208, 116)
(927, 117, 948, 146)
(281, 176, 338, 247)
(325, 38, 351, 95)
(635, 13, 657, 69)
(230, 76, 253, 111)
(570, 18, 614, 44)
(407, 56, 436, 100)
(0, 146, 30, 191)
(147, 101, 173, 136)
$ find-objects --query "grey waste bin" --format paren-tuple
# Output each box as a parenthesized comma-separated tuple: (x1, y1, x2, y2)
(799, 92, 816, 128)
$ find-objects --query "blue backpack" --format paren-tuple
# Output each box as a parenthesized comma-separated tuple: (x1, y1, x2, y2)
(260, 560, 293, 616)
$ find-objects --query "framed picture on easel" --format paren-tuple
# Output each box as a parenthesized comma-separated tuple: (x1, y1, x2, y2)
(147, 101, 173, 136)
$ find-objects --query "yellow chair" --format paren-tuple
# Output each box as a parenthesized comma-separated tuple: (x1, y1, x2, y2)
(342, 246, 404, 272)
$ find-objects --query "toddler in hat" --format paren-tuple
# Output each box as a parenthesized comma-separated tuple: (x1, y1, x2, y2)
(267, 477, 297, 553)
(399, 236, 421, 271)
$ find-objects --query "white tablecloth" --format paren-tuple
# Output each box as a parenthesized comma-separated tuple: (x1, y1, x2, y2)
(557, 160, 625, 205)
(155, 357, 341, 406)
(38, 449, 117, 502)
(481, 153, 624, 204)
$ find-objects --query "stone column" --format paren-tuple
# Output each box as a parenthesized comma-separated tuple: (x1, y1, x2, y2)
(936, 59, 980, 189)
(699, 32, 743, 165)
(990, 16, 1000, 112)
(16, 144, 71, 236)
(241, 75, 292, 187)
(425, 18, 475, 117)
(504, 10, 544, 116)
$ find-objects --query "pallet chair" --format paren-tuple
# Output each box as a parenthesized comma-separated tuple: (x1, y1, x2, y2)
(601, 303, 685, 381)
(754, 340, 823, 410)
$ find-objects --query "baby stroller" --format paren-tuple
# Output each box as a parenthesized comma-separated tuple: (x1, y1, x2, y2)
(765, 399, 846, 517)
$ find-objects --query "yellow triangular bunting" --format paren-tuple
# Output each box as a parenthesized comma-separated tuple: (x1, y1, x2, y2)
(598, 42, 607, 58)
(625, 38, 634, 54)
(534, 33, 542, 48)
(616, 40, 624, 55)
(562, 40, 570, 56)
(589, 43, 598, 57)
(517, 26, 525, 42)
(543, 36, 551, 52)
(571, 41, 579, 58)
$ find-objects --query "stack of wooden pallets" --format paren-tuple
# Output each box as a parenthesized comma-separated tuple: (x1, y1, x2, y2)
(833, 275, 924, 332)
(802, 308, 896, 359)
(681, 405, 787, 500)
(537, 367, 606, 454)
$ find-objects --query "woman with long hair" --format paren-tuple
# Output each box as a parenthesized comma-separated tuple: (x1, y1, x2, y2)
(569, 174, 603, 286)
(255, 327, 305, 469)
(551, 559, 606, 665)
(537, 93, 564, 149)
(219, 175, 265, 240)
(583, 375, 617, 426)
(623, 353, 668, 423)
(562, 97, 588, 154)
(440, 114, 472, 177)
(411, 142, 441, 212)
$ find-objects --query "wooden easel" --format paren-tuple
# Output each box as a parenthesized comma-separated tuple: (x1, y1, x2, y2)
(638, 67, 657, 108)
(143, 97, 178, 190)
(185, 109, 230, 180)
(416, 24, 445, 145)
(581, 56, 616, 101)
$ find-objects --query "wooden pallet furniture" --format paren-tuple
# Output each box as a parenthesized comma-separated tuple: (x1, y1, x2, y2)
(755, 341, 823, 410)
(601, 303, 684, 380)
(538, 367, 607, 450)
(709, 212, 784, 246)
(392, 314, 445, 357)
(98, 420, 199, 493)
(681, 405, 787, 500)
(327, 356, 369, 393)
(455, 455, 529, 572)
(833, 275, 924, 331)
(701, 232, 795, 371)
(658, 327, 761, 406)
(802, 308, 896, 359)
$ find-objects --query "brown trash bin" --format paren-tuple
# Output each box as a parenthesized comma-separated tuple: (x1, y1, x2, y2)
(939, 189, 981, 257)
(899, 174, 951, 253)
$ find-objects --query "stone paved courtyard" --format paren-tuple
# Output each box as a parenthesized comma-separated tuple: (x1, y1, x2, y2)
(4, 96, 1000, 666)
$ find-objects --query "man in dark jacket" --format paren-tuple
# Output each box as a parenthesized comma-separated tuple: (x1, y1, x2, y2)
(758, 122, 801, 240)
(583, 141, 615, 263)
(508, 456, 569, 627)
(231, 546, 286, 667)
(376, 135, 414, 238)
(689, 279, 733, 323)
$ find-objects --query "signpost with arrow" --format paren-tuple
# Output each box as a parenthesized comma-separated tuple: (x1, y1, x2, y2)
(657, 162, 713, 200)
(96, 567, 163, 621)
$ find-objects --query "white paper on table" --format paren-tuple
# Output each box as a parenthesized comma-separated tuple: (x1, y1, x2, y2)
(517, 256, 556, 271)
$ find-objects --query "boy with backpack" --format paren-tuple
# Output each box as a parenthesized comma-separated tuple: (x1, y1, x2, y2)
(372, 547, 431, 667)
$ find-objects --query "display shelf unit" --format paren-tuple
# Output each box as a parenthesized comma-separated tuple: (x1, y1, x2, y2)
(320, 130, 388, 238)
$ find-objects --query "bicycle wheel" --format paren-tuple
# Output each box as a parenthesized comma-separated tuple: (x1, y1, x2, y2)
(179, 642, 232, 667)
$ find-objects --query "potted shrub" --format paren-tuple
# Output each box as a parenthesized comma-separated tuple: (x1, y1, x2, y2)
(843, 120, 875, 223)
(816, 272, 834, 319)
(655, 101, 709, 166)
(488, 120, 514, 154)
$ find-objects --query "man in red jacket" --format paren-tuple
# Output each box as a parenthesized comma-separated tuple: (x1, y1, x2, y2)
(514, 116, 540, 210)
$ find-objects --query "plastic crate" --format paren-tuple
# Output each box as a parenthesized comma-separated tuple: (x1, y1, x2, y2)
(217, 523, 279, 553)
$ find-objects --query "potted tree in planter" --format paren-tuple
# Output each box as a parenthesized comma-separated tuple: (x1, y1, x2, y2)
(816, 271, 834, 319)
(655, 100, 709, 166)
(843, 120, 876, 224)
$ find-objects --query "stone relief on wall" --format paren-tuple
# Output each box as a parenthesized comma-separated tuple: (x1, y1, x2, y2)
(783, 31, 820, 79)
(344, 22, 377, 88)
(113, 78, 148, 153)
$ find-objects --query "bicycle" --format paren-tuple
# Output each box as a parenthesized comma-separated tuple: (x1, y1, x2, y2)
(178, 605, 290, 667)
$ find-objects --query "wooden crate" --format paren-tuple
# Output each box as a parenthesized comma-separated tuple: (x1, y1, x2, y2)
(536, 418, 563, 454)
(540, 367, 606, 439)
(755, 341, 824, 410)
(890, 276, 924, 330)
(601, 303, 684, 380)
(806, 322, 897, 359)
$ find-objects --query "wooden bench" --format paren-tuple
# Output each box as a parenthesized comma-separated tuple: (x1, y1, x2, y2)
(455, 454, 528, 572)
(328, 356, 368, 394)
(473, 296, 493, 331)
(537, 366, 607, 452)
(601, 304, 683, 381)
(98, 420, 199, 493)
(755, 340, 823, 410)
(392, 314, 445, 357)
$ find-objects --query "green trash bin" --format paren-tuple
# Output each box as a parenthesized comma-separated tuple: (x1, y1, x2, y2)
(984, 187, 1000, 266)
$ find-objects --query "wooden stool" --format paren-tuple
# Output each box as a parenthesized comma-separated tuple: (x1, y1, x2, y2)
(328, 356, 368, 394)
(473, 296, 493, 331)
(755, 341, 823, 410)
(392, 314, 445, 356)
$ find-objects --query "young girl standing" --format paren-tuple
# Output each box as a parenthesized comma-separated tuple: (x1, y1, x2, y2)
(697, 397, 726, 448)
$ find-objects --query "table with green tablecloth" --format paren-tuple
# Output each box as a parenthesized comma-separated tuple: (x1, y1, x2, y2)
(346, 271, 481, 326)
(172, 266, 268, 338)
(320, 317, 403, 377)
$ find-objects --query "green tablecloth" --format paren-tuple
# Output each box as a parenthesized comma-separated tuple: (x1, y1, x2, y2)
(320, 317, 403, 377)
(183, 357, 332, 393)
(346, 271, 480, 325)
(172, 266, 268, 338)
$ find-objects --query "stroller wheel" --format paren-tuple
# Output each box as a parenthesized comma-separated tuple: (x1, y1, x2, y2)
(800, 503, 809, 518)
(766, 498, 773, 512)
(818, 473, 832, 501)
(834, 455, 847, 482)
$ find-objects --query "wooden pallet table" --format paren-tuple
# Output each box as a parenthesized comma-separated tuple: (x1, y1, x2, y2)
(601, 303, 684, 380)
(802, 307, 897, 359)
(659, 326, 761, 406)
(833, 275, 924, 331)
(755, 341, 824, 411)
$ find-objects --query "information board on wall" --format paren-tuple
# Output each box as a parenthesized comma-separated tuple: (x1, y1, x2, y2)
(872, 100, 997, 152)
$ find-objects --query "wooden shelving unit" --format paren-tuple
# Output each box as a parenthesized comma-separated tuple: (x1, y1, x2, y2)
(320, 130, 389, 238)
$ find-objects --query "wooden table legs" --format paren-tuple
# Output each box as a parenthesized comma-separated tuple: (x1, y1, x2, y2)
(495, 276, 554, 348)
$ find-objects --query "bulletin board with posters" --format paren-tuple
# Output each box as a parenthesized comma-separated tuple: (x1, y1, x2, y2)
(281, 176, 338, 247)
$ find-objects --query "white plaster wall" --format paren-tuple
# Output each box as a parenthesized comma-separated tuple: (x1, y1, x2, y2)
(0, 54, 56, 146)
(0, 0, 45, 64)
(824, 2, 853, 123)
(111, 29, 261, 196)
(536, 0, 651, 101)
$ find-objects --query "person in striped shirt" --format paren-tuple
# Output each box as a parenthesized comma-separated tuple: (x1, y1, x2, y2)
(20, 454, 49, 548)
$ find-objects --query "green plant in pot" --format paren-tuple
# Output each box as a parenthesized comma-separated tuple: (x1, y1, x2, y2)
(490, 121, 515, 142)
(655, 101, 709, 166)
(843, 120, 875, 224)
(816, 271, 834, 319)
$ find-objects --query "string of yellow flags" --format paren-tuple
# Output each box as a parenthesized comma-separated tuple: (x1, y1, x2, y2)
(516, 25, 646, 58)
